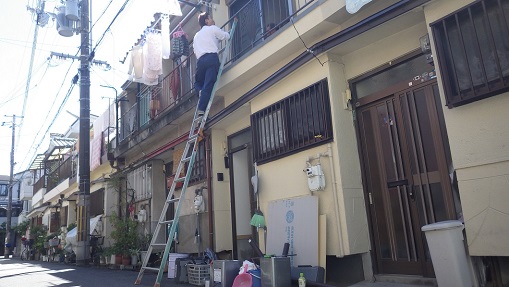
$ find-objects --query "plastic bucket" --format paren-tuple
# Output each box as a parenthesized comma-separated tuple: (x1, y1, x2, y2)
(232, 273, 252, 287)
(249, 269, 261, 287)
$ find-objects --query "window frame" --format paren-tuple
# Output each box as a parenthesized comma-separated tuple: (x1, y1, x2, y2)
(431, 0, 509, 108)
(188, 139, 207, 185)
(90, 188, 105, 217)
(49, 212, 60, 233)
(252, 78, 333, 163)
(0, 184, 8, 196)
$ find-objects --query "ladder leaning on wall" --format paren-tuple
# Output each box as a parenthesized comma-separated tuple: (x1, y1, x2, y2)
(135, 20, 237, 287)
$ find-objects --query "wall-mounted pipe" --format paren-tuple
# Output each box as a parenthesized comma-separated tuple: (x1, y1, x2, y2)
(327, 143, 345, 257)
(305, 143, 345, 257)
(205, 134, 215, 250)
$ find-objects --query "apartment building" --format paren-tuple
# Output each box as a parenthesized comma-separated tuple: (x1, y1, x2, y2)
(105, 0, 509, 285)
(24, 109, 117, 256)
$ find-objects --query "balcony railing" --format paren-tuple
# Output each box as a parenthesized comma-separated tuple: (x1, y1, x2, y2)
(33, 176, 46, 192)
(118, 0, 316, 143)
(119, 56, 197, 142)
(46, 157, 76, 191)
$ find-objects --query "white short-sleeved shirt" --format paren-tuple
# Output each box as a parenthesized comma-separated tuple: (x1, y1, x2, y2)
(193, 25, 230, 60)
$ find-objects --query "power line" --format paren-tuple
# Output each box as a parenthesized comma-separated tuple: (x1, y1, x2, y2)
(17, 0, 130, 173)
(1, 60, 49, 107)
(91, 0, 131, 57)
(19, 0, 45, 141)
(17, 58, 78, 171)
(19, 81, 77, 171)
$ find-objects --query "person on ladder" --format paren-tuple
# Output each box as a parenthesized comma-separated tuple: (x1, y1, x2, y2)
(193, 12, 231, 116)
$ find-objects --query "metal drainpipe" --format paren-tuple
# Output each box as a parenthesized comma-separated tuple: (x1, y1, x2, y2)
(205, 134, 214, 249)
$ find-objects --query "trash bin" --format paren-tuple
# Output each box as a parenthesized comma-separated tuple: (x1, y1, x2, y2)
(421, 220, 473, 287)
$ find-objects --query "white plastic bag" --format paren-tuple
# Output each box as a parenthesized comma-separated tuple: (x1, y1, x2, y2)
(239, 260, 257, 274)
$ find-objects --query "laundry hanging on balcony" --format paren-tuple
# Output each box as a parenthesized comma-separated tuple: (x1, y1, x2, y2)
(161, 15, 171, 59)
(128, 30, 164, 86)
(144, 31, 163, 85)
(129, 45, 144, 82)
(171, 27, 189, 60)
(113, 0, 182, 61)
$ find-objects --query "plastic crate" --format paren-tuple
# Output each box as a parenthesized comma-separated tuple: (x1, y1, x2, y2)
(187, 264, 210, 286)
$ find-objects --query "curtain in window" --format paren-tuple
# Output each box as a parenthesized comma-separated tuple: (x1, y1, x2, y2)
(259, 109, 286, 153)
(127, 164, 153, 202)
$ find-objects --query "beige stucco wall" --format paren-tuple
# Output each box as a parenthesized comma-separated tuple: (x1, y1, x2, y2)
(216, 13, 431, 257)
(341, 22, 427, 80)
(210, 130, 234, 252)
(424, 0, 509, 256)
(249, 53, 370, 256)
(196, 0, 509, 261)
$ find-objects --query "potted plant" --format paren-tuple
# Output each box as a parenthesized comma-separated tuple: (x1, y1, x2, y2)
(138, 233, 152, 264)
(101, 247, 113, 265)
(130, 248, 140, 266)
(29, 225, 48, 261)
(110, 213, 138, 265)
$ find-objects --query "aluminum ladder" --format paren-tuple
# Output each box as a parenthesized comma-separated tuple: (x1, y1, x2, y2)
(135, 20, 236, 287)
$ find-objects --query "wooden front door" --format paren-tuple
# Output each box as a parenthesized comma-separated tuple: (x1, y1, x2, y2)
(357, 80, 456, 276)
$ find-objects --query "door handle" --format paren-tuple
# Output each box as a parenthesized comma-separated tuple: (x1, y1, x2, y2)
(387, 179, 415, 200)
(387, 179, 408, 188)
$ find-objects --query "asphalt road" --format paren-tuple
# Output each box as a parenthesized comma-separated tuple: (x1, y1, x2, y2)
(0, 257, 193, 287)
(0, 258, 428, 287)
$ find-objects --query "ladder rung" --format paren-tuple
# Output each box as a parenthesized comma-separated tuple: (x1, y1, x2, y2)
(174, 176, 186, 183)
(142, 267, 160, 272)
(151, 243, 167, 247)
(168, 197, 180, 203)
(181, 156, 192, 163)
(160, 219, 174, 225)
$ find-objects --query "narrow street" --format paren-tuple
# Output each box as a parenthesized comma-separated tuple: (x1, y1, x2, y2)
(0, 257, 430, 287)
(0, 257, 192, 287)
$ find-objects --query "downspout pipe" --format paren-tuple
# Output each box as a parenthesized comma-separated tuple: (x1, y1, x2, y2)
(205, 134, 215, 249)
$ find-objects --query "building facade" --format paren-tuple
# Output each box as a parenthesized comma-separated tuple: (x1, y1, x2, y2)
(27, 0, 505, 285)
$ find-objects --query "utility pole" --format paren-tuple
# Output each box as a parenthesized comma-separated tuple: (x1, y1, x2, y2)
(2, 115, 21, 258)
(76, 0, 91, 265)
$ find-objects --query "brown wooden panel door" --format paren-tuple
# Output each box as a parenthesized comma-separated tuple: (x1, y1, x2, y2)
(357, 80, 455, 276)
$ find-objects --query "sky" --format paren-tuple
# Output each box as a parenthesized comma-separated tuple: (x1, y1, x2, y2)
(0, 0, 176, 176)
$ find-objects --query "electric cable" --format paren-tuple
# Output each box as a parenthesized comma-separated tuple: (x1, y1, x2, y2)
(19, 80, 77, 172)
(17, 58, 78, 171)
(16, 0, 133, 172)
(290, 17, 327, 67)
(1, 60, 49, 107)
(91, 0, 115, 31)
(90, 0, 131, 58)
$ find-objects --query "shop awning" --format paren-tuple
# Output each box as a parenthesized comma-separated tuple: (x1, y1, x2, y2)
(26, 204, 49, 217)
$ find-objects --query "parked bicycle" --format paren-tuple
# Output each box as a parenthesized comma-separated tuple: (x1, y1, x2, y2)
(90, 235, 104, 265)
(48, 237, 61, 262)
(20, 237, 34, 261)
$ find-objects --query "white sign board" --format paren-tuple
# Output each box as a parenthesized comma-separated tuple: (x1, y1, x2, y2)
(346, 0, 374, 14)
(267, 196, 318, 266)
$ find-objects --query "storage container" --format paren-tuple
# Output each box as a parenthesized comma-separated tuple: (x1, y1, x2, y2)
(187, 264, 210, 286)
(167, 253, 189, 279)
